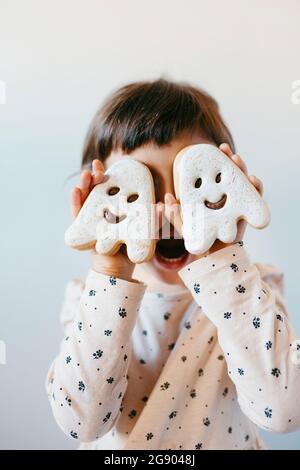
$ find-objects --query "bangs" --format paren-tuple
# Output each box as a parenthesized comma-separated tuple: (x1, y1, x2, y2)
(82, 78, 235, 167)
(98, 81, 200, 157)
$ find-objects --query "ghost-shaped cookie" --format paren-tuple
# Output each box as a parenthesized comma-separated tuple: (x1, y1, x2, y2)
(173, 144, 271, 255)
(64, 159, 156, 263)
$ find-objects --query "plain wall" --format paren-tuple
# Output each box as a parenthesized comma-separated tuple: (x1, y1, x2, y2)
(0, 0, 299, 450)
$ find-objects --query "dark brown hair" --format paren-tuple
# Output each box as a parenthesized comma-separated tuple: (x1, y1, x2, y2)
(81, 78, 235, 169)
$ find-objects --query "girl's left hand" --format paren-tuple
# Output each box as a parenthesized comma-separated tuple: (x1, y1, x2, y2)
(164, 143, 264, 257)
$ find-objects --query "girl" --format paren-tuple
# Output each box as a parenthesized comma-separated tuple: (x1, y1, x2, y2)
(46, 79, 300, 450)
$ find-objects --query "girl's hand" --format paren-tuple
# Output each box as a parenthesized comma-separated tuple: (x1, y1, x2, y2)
(71, 159, 135, 281)
(164, 143, 264, 257)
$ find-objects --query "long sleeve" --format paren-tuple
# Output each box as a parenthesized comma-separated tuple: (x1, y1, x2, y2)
(179, 241, 300, 434)
(46, 270, 146, 442)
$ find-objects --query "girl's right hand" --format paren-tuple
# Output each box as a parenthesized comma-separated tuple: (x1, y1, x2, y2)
(71, 159, 135, 281)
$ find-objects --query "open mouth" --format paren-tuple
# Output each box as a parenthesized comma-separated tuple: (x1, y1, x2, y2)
(103, 208, 127, 224)
(204, 194, 227, 210)
(154, 236, 189, 270)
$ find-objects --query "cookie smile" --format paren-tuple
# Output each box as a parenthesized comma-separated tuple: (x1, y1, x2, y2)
(204, 194, 227, 210)
(103, 208, 127, 224)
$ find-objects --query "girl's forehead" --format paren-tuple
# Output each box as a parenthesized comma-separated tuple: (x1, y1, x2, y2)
(105, 134, 213, 171)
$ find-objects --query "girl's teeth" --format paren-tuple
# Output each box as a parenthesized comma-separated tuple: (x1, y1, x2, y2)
(159, 254, 186, 262)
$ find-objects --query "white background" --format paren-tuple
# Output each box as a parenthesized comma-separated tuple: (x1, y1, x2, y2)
(0, 0, 299, 450)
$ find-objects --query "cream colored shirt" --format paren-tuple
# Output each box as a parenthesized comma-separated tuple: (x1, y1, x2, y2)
(46, 242, 300, 450)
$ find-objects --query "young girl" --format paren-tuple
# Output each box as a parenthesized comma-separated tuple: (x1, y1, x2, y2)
(46, 78, 300, 450)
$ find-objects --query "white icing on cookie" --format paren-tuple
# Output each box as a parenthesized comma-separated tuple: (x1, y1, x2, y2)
(65, 159, 156, 263)
(173, 144, 271, 254)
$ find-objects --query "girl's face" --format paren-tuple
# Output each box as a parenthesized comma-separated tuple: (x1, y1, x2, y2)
(105, 131, 213, 285)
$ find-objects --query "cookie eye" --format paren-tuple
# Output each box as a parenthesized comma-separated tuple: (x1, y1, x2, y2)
(194, 177, 202, 189)
(215, 173, 221, 183)
(127, 193, 139, 203)
(107, 186, 120, 196)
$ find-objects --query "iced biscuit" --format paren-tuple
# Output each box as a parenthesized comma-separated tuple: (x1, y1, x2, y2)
(65, 159, 156, 263)
(173, 144, 270, 254)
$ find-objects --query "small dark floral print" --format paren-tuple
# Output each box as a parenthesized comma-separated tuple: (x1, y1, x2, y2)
(146, 432, 154, 440)
(128, 409, 137, 419)
(184, 321, 191, 329)
(106, 377, 114, 384)
(118, 307, 127, 318)
(123, 354, 128, 361)
(142, 330, 148, 335)
(70, 431, 78, 439)
(203, 417, 210, 426)
(208, 336, 214, 344)
(104, 329, 112, 336)
(238, 368, 244, 376)
(245, 435, 249, 441)
(160, 382, 170, 391)
(218, 355, 224, 360)
(78, 381, 85, 392)
(230, 263, 239, 272)
(169, 411, 177, 419)
(271, 368, 281, 378)
(89, 289, 96, 296)
(198, 368, 204, 377)
(93, 349, 103, 359)
(228, 426, 232, 433)
(264, 407, 272, 418)
(236, 284, 246, 293)
(109, 276, 117, 285)
(181, 355, 187, 362)
(168, 343, 175, 351)
(78, 322, 82, 331)
(193, 283, 201, 294)
(65, 396, 71, 406)
(164, 312, 171, 320)
(142, 396, 148, 402)
(276, 314, 283, 322)
(139, 358, 146, 364)
(222, 387, 228, 397)
(238, 240, 244, 246)
(66, 356, 72, 364)
(224, 312, 232, 319)
(118, 392, 122, 399)
(265, 341, 272, 350)
(253, 317, 261, 329)
(190, 389, 197, 398)
(195, 443, 202, 449)
(103, 411, 111, 423)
